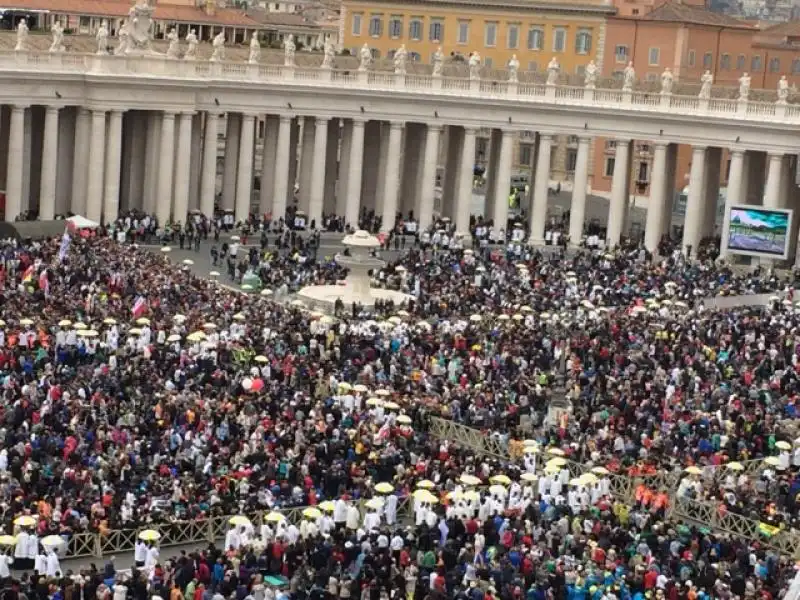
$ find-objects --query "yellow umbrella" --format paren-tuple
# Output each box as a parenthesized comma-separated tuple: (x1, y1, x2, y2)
(233, 313, 246, 321)
(464, 490, 481, 502)
(684, 466, 703, 475)
(254, 355, 268, 363)
(460, 474, 482, 486)
(366, 398, 383, 407)
(591, 466, 610, 475)
(544, 465, 560, 474)
(375, 389, 392, 397)
(0, 535, 16, 546)
(497, 314, 510, 321)
(569, 478, 584, 486)
(776, 441, 792, 450)
(446, 490, 464, 500)
(103, 318, 117, 325)
(726, 462, 744, 471)
(488, 484, 506, 495)
(764, 456, 781, 466)
(489, 474, 512, 485)
(58, 319, 72, 327)
(167, 334, 182, 342)
(413, 490, 437, 502)
(520, 473, 538, 482)
(172, 314, 186, 322)
(41, 535, 65, 547)
(265, 512, 286, 523)
(397, 415, 412, 425)
(136, 317, 150, 326)
(416, 480, 436, 489)
(76, 330, 99, 337)
(319, 501, 336, 512)
(523, 445, 540, 454)
(384, 401, 400, 410)
(375, 482, 394, 494)
(546, 457, 567, 467)
(182, 259, 194, 266)
(209, 271, 220, 278)
(229, 516, 251, 526)
(260, 289, 273, 296)
(0, 320, 6, 327)
(302, 507, 322, 519)
(19, 318, 34, 326)
(187, 331, 206, 342)
(338, 382, 352, 391)
(241, 284, 254, 291)
(579, 473, 598, 485)
(353, 384, 369, 393)
(13, 515, 36, 527)
(365, 498, 384, 510)
(546, 448, 566, 456)
(202, 323, 217, 330)
(388, 316, 402, 325)
(127, 328, 143, 336)
(138, 529, 161, 541)
(73, 322, 87, 330)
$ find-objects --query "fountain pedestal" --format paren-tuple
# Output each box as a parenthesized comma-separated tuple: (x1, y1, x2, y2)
(296, 230, 414, 312)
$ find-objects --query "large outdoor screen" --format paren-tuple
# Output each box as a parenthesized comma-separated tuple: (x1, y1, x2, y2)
(726, 206, 793, 259)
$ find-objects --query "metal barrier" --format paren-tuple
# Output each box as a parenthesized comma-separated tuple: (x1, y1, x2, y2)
(60, 497, 412, 560)
(427, 416, 800, 559)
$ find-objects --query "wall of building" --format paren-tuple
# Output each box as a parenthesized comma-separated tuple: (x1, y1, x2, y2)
(340, 0, 608, 74)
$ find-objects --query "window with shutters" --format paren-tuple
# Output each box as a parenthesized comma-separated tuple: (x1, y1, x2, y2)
(575, 29, 591, 55)
(429, 18, 443, 42)
(484, 22, 497, 47)
(528, 27, 543, 50)
(389, 16, 402, 39)
(553, 27, 566, 52)
(368, 15, 383, 37)
(408, 18, 422, 40)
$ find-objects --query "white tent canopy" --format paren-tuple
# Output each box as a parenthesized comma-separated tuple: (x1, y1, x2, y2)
(66, 215, 100, 229)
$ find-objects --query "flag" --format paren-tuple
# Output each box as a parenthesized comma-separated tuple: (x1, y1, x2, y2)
(21, 265, 34, 283)
(39, 270, 49, 297)
(57, 231, 71, 262)
(131, 296, 148, 319)
(759, 522, 781, 537)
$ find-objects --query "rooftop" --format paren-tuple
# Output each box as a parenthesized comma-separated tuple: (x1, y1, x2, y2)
(342, 0, 616, 15)
(640, 1, 754, 28)
(1, 0, 261, 26)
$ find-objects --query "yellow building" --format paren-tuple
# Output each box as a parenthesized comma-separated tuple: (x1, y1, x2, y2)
(340, 0, 615, 75)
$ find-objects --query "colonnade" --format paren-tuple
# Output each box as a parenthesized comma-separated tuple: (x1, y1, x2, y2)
(0, 103, 798, 258)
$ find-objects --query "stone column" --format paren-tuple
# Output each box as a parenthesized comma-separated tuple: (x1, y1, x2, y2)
(259, 115, 279, 216)
(103, 110, 124, 224)
(606, 139, 632, 248)
(200, 111, 219, 217)
(85, 109, 107, 224)
(718, 149, 745, 259)
(491, 129, 514, 237)
(360, 121, 382, 214)
(143, 112, 161, 215)
(528, 133, 553, 244)
(55, 109, 75, 216)
(271, 115, 293, 222)
(5, 105, 26, 222)
(222, 113, 240, 212)
(417, 124, 442, 231)
(71, 107, 90, 215)
(298, 116, 316, 213)
(188, 113, 203, 211)
(337, 120, 353, 217)
(308, 117, 328, 227)
(173, 112, 194, 224)
(235, 114, 256, 222)
(455, 126, 477, 235)
(763, 152, 784, 209)
(702, 147, 722, 237)
(345, 118, 366, 228)
(566, 136, 591, 246)
(156, 112, 176, 225)
(380, 121, 404, 233)
(681, 145, 708, 256)
(441, 126, 463, 220)
(323, 119, 340, 215)
(643, 141, 670, 252)
(39, 106, 60, 221)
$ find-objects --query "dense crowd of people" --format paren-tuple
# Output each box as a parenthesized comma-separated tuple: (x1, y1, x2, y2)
(0, 221, 796, 600)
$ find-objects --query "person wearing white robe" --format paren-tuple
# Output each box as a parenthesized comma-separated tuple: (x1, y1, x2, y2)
(333, 499, 348, 528)
(34, 552, 46, 575)
(345, 505, 360, 531)
(384, 494, 398, 525)
(0, 553, 12, 579)
(25, 532, 38, 561)
(363, 510, 381, 532)
(538, 475, 551, 498)
(285, 524, 299, 545)
(13, 531, 28, 561)
(45, 548, 60, 578)
(415, 502, 427, 527)
(319, 514, 334, 535)
(260, 523, 274, 544)
(134, 540, 147, 567)
(224, 527, 241, 551)
(424, 506, 437, 528)
(145, 545, 159, 570)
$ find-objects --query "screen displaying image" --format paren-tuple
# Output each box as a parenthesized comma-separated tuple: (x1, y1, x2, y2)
(727, 206, 792, 259)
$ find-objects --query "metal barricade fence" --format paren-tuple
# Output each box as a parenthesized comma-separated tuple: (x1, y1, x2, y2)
(426, 416, 800, 559)
(61, 497, 412, 560)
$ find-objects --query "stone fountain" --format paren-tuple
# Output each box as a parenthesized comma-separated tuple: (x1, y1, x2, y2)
(296, 230, 413, 312)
